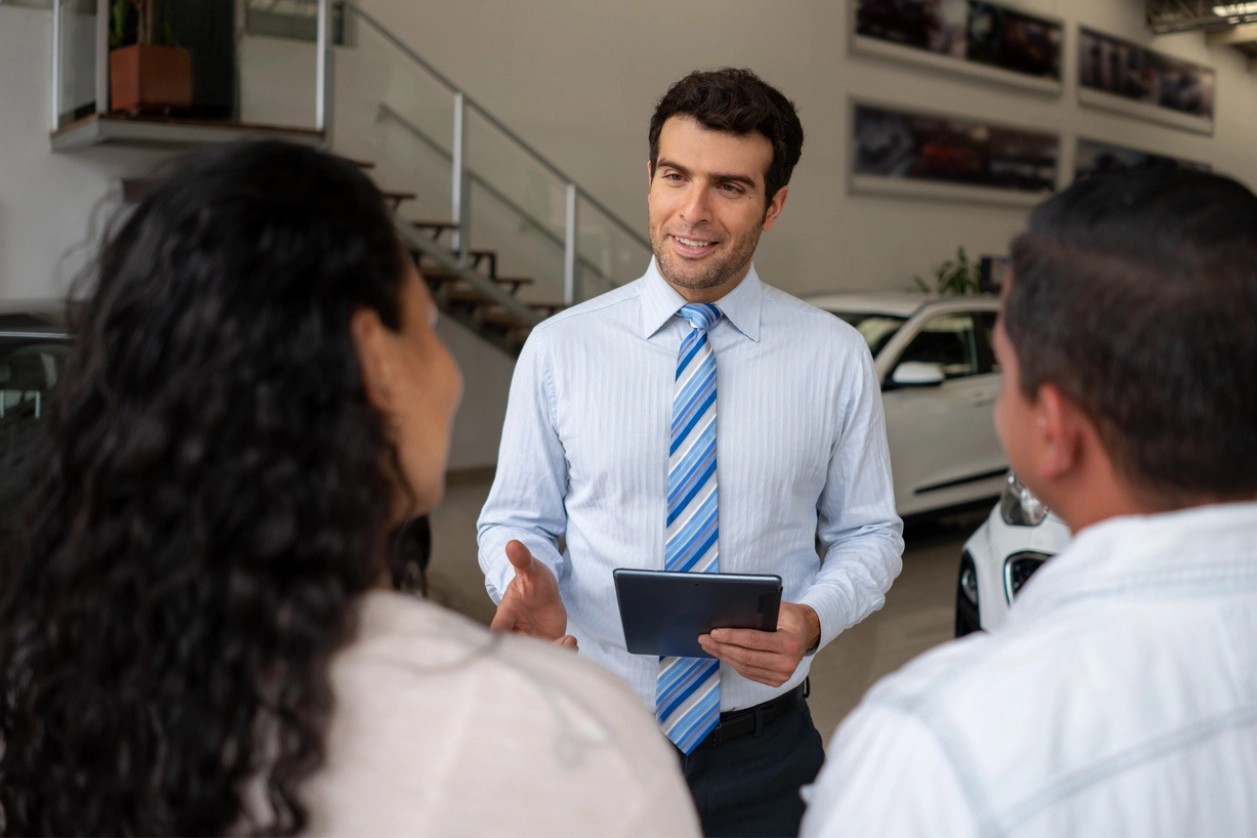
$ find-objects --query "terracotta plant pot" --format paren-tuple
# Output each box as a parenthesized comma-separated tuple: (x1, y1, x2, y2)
(109, 44, 193, 113)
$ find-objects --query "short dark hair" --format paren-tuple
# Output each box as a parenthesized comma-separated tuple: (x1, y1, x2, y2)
(1005, 168, 1257, 506)
(648, 67, 804, 207)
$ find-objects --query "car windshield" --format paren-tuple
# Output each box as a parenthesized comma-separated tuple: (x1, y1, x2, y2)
(1, 336, 71, 537)
(830, 312, 907, 357)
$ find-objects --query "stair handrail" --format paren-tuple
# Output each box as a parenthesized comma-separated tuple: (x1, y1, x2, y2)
(376, 103, 626, 299)
(336, 0, 650, 304)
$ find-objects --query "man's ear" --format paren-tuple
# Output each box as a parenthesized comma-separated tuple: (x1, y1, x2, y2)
(350, 307, 396, 414)
(646, 159, 655, 187)
(762, 185, 788, 231)
(1034, 383, 1085, 480)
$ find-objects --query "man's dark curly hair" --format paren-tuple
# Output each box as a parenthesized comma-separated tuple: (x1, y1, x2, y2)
(0, 140, 409, 835)
(648, 67, 804, 208)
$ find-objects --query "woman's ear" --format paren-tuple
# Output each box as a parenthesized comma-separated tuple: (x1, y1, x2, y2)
(350, 307, 396, 414)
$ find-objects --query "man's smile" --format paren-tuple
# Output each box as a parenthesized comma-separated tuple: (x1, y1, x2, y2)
(670, 234, 720, 256)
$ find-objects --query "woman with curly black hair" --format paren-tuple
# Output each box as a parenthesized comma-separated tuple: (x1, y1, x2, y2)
(0, 141, 696, 836)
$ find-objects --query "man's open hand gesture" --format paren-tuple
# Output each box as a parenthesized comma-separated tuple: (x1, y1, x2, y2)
(489, 540, 577, 649)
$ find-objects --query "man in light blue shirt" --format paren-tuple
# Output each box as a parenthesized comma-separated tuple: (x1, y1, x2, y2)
(478, 68, 903, 836)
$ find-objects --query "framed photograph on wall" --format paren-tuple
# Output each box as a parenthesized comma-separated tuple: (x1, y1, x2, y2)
(1074, 138, 1211, 181)
(1077, 28, 1215, 134)
(851, 0, 1063, 94)
(850, 100, 1060, 205)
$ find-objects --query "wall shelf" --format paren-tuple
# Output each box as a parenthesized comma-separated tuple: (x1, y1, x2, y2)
(50, 113, 324, 151)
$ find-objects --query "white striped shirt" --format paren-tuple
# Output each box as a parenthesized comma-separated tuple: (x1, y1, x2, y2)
(478, 260, 904, 713)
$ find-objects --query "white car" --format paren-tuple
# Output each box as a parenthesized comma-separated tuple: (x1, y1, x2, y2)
(807, 292, 1007, 517)
(955, 472, 1071, 635)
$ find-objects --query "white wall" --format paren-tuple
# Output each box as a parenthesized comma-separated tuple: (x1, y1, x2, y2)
(4, 0, 1257, 469)
(0, 7, 165, 301)
(360, 0, 1257, 294)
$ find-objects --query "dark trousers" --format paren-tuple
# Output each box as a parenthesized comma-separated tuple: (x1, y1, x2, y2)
(676, 698, 825, 837)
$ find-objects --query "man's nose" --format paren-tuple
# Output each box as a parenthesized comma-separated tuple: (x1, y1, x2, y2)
(679, 184, 712, 223)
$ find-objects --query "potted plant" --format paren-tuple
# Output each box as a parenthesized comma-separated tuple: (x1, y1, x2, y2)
(109, 0, 192, 113)
(913, 246, 984, 296)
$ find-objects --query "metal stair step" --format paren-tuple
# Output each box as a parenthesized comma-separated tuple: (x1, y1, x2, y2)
(411, 220, 459, 240)
(490, 276, 533, 294)
(380, 188, 416, 209)
(479, 301, 560, 325)
(443, 281, 492, 306)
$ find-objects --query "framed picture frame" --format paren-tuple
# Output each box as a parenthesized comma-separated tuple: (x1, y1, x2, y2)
(1077, 27, 1215, 135)
(850, 0, 1064, 94)
(1074, 137, 1211, 181)
(849, 99, 1061, 206)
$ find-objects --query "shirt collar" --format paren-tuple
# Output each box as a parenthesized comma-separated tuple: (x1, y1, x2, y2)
(1009, 501, 1257, 624)
(639, 257, 763, 341)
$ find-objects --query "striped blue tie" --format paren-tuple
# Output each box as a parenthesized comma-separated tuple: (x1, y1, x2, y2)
(657, 302, 722, 754)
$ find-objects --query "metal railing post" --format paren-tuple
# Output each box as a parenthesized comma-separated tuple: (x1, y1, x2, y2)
(315, 0, 332, 143)
(451, 92, 470, 266)
(564, 183, 579, 305)
(51, 0, 62, 130)
(94, 0, 108, 118)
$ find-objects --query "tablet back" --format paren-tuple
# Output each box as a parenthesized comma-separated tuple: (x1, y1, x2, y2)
(613, 568, 782, 658)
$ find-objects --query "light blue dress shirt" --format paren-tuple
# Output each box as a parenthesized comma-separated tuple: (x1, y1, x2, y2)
(478, 260, 904, 713)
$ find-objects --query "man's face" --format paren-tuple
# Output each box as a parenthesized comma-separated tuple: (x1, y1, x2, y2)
(647, 116, 786, 303)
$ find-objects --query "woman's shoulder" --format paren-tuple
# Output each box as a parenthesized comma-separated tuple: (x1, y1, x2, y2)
(304, 591, 698, 836)
(338, 590, 660, 739)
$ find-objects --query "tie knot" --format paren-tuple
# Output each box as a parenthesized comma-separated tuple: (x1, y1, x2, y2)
(678, 303, 721, 332)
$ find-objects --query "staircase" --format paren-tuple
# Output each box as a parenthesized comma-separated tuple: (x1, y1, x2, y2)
(407, 220, 561, 354)
(351, 157, 557, 354)
(50, 0, 650, 358)
(120, 152, 567, 355)
(334, 0, 650, 357)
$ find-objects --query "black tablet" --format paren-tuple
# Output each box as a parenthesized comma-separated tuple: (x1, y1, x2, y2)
(613, 568, 783, 658)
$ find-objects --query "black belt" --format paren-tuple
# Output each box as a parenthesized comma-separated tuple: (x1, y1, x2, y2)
(695, 680, 808, 751)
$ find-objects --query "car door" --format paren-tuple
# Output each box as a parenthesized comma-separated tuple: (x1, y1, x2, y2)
(880, 309, 1007, 515)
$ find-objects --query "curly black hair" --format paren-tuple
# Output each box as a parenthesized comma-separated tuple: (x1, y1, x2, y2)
(0, 140, 410, 834)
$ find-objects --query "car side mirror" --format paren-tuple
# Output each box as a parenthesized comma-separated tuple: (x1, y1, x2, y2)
(889, 361, 946, 388)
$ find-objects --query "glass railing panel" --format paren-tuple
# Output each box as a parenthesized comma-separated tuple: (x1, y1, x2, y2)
(464, 177, 567, 307)
(574, 195, 652, 301)
(334, 0, 650, 309)
(461, 106, 570, 301)
(332, 17, 455, 224)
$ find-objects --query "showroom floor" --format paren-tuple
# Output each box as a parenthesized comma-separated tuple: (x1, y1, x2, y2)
(424, 473, 988, 743)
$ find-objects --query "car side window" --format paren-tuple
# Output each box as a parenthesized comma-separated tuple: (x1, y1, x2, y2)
(896, 314, 981, 379)
(976, 312, 1000, 375)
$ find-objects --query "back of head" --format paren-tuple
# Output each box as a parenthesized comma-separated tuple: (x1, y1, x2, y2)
(649, 67, 804, 202)
(0, 141, 407, 834)
(1005, 168, 1257, 506)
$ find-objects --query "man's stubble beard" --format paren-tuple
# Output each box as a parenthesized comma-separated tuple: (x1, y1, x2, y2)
(650, 224, 764, 293)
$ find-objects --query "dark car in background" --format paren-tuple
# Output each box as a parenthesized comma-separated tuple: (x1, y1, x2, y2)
(0, 301, 437, 591)
(0, 303, 70, 540)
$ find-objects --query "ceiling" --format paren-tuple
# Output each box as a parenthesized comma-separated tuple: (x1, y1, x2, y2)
(1148, 0, 1257, 61)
